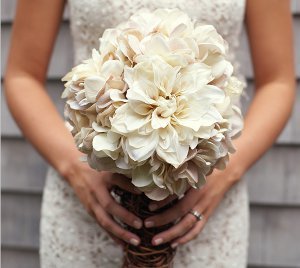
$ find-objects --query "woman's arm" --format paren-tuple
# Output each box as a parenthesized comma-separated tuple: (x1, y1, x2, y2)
(144, 0, 296, 247)
(227, 0, 296, 179)
(3, 0, 143, 246)
(3, 0, 82, 175)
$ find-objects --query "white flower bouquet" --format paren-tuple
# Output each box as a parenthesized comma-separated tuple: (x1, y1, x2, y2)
(62, 8, 244, 267)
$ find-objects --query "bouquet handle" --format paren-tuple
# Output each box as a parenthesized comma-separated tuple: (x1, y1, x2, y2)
(112, 186, 178, 268)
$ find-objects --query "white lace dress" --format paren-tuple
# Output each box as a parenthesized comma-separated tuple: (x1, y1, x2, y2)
(40, 0, 249, 267)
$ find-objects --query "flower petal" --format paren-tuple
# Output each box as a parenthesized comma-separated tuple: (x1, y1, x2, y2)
(125, 131, 159, 161)
(131, 165, 153, 187)
(85, 76, 106, 102)
(145, 187, 170, 201)
(151, 108, 170, 129)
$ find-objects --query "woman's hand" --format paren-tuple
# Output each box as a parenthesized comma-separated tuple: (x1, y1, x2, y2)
(144, 168, 239, 248)
(63, 161, 143, 247)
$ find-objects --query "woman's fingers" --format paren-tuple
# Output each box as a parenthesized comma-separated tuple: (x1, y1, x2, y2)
(92, 203, 141, 246)
(171, 197, 220, 247)
(94, 188, 143, 229)
(107, 231, 126, 248)
(149, 197, 210, 245)
(150, 213, 197, 246)
(106, 200, 143, 229)
(147, 185, 196, 212)
(148, 194, 178, 212)
(111, 173, 142, 194)
(171, 218, 206, 247)
(144, 189, 201, 227)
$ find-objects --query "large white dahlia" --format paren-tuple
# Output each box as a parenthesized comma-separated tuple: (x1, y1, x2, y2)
(61, 8, 244, 200)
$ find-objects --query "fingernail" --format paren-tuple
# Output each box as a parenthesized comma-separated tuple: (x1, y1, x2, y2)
(154, 238, 163, 246)
(171, 243, 178, 248)
(145, 221, 154, 228)
(149, 204, 158, 211)
(129, 238, 139, 246)
(133, 220, 142, 229)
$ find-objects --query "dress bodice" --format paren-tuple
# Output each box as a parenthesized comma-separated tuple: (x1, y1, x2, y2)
(67, 0, 246, 84)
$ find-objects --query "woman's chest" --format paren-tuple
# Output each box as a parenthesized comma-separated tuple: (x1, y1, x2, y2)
(68, 0, 246, 42)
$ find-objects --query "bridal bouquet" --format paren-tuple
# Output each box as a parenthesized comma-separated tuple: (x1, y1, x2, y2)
(62, 7, 244, 267)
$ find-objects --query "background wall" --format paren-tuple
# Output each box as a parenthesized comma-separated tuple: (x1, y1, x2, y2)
(1, 1, 300, 267)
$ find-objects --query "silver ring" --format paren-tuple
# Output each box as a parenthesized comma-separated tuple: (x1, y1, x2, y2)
(189, 210, 203, 221)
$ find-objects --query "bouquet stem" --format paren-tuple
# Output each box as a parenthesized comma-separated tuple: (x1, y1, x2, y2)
(113, 186, 177, 268)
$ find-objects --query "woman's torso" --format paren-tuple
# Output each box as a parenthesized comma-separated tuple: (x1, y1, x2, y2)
(40, 1, 249, 267)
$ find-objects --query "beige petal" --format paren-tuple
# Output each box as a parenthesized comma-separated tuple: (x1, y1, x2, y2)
(84, 76, 106, 102)
(145, 187, 170, 201)
(151, 108, 170, 129)
(131, 165, 153, 187)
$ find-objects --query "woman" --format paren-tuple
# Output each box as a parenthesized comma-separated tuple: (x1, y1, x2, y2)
(3, 0, 295, 267)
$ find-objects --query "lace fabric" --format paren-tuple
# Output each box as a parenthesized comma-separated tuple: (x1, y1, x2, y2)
(40, 0, 249, 267)
(40, 166, 249, 268)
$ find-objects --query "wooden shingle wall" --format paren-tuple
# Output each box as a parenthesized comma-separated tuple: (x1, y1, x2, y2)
(1, 1, 300, 267)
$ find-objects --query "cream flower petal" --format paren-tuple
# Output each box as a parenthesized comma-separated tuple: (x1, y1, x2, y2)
(111, 104, 151, 133)
(87, 153, 132, 176)
(224, 76, 244, 99)
(168, 37, 189, 50)
(91, 49, 103, 71)
(125, 9, 161, 36)
(92, 131, 121, 160)
(196, 85, 225, 103)
(119, 37, 135, 62)
(84, 76, 106, 103)
(92, 122, 108, 133)
(227, 106, 244, 138)
(152, 170, 167, 188)
(96, 90, 112, 109)
(100, 60, 124, 79)
(107, 79, 126, 90)
(93, 133, 118, 151)
(115, 156, 132, 170)
(131, 164, 153, 187)
(184, 161, 200, 184)
(163, 54, 189, 67)
(145, 187, 170, 201)
(124, 109, 152, 132)
(127, 33, 142, 54)
(194, 25, 227, 55)
(99, 29, 120, 59)
(152, 59, 179, 95)
(109, 89, 127, 102)
(170, 23, 188, 38)
(141, 34, 169, 55)
(176, 63, 213, 95)
(125, 131, 159, 161)
(151, 108, 171, 129)
(170, 179, 190, 196)
(130, 102, 152, 115)
(157, 9, 193, 37)
(127, 130, 158, 149)
(157, 126, 189, 167)
(126, 81, 158, 105)
(199, 107, 224, 126)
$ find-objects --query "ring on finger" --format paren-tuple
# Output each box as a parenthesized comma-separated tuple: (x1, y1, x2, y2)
(188, 209, 204, 222)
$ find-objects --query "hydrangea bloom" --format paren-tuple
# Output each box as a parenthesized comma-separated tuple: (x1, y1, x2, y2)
(62, 8, 244, 200)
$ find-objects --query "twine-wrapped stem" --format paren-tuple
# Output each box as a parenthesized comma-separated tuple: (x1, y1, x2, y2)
(113, 186, 178, 268)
